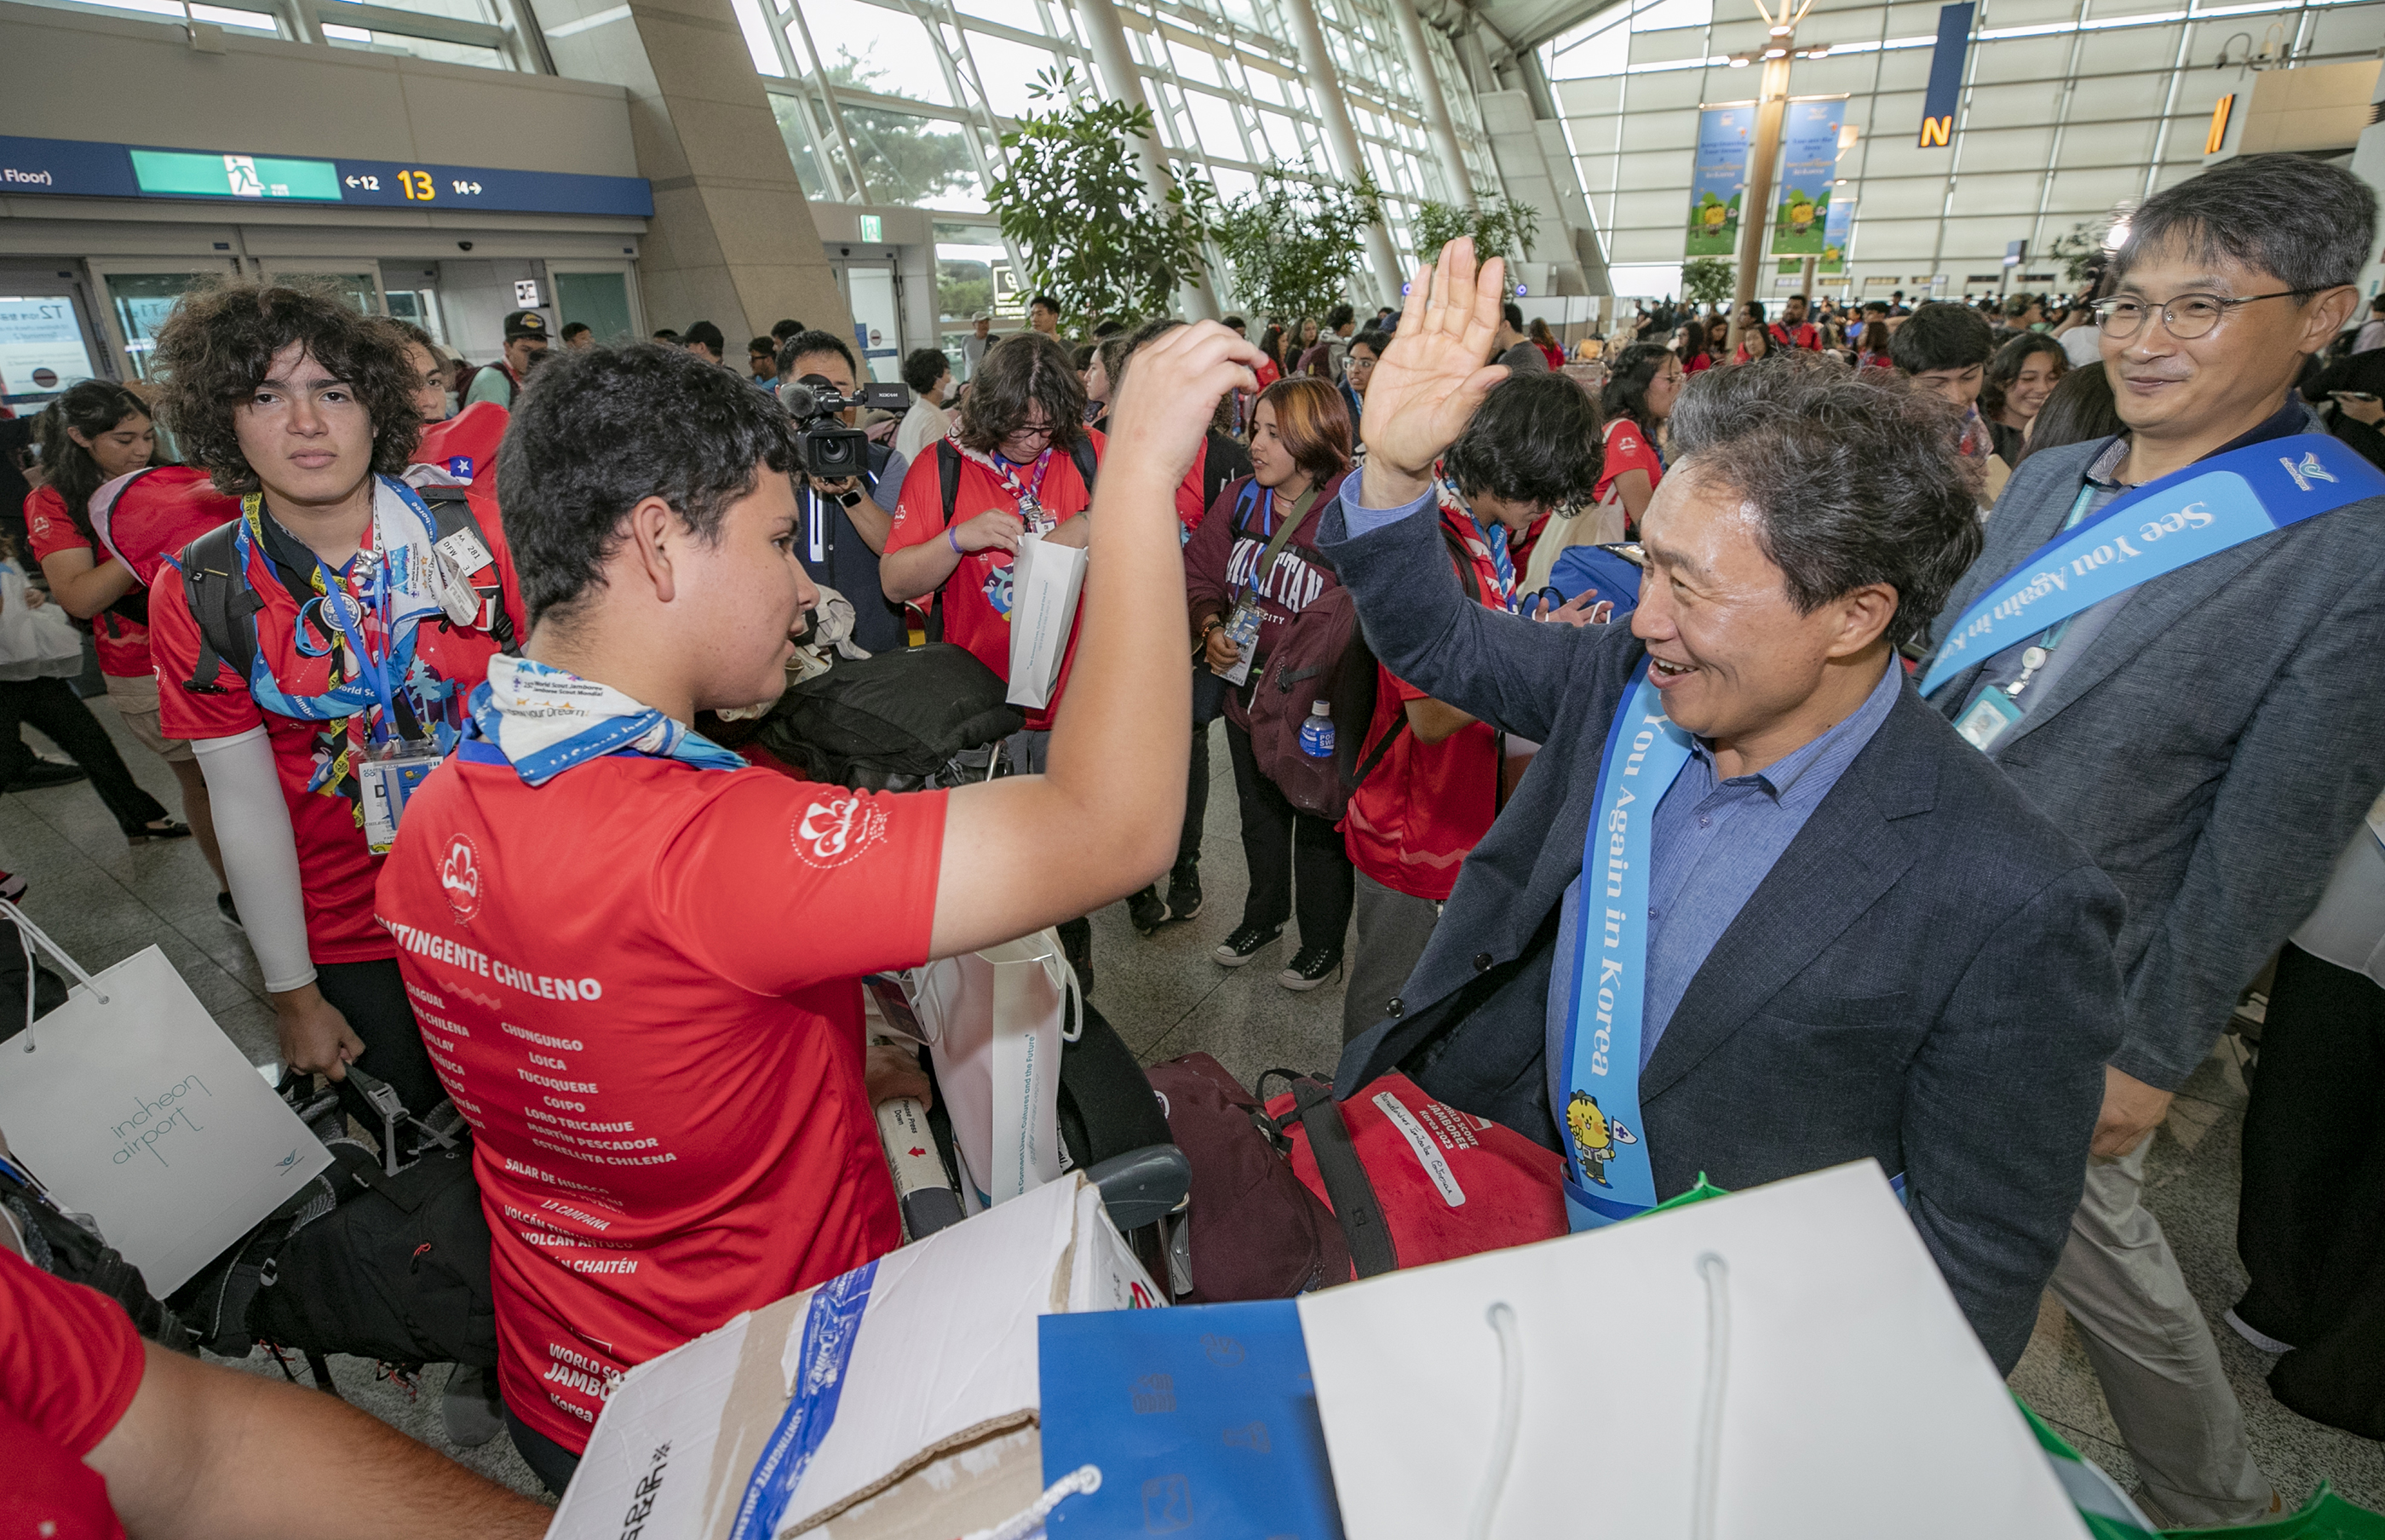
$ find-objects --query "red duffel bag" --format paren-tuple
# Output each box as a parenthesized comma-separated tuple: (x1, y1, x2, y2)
(1264, 1070, 1567, 1280)
(1147, 1052, 1566, 1300)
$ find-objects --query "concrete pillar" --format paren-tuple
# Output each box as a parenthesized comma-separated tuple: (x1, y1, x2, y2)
(536, 0, 849, 345)
(1077, 0, 1219, 319)
(1727, 50, 1793, 355)
(1279, 0, 1403, 307)
(1387, 0, 1474, 208)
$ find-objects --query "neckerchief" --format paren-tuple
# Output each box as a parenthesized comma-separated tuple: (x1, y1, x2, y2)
(463, 655, 746, 786)
(236, 475, 461, 803)
(1434, 467, 1518, 613)
(948, 434, 1057, 527)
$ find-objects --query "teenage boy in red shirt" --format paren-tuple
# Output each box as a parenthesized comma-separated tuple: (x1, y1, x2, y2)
(374, 330, 1253, 1489)
(147, 283, 525, 1141)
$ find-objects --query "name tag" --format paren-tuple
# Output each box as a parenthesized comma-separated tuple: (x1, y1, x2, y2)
(434, 526, 491, 577)
(1954, 688, 2021, 752)
(359, 743, 443, 854)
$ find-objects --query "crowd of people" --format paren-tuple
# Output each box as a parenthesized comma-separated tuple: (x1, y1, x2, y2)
(3, 147, 2384, 1533)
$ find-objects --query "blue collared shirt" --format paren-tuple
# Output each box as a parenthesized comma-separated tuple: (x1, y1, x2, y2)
(1336, 469, 1905, 1105)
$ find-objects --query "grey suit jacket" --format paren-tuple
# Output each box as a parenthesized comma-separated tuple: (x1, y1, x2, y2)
(1319, 494, 2126, 1374)
(1924, 408, 2385, 1089)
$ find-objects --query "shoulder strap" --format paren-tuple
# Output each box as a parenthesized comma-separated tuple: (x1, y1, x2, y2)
(1071, 436, 1098, 491)
(938, 439, 961, 527)
(176, 521, 262, 694)
(417, 486, 520, 656)
(1290, 1078, 1397, 1277)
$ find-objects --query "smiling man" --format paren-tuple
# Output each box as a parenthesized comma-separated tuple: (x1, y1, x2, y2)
(1325, 239, 2126, 1376)
(1921, 152, 2385, 1528)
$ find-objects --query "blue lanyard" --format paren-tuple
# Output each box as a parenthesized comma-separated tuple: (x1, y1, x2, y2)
(1560, 660, 1697, 1230)
(1922, 433, 2385, 697)
(306, 554, 404, 744)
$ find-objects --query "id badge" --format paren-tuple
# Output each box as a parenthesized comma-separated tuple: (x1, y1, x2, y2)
(1953, 688, 2022, 753)
(359, 741, 444, 854)
(1219, 594, 1262, 687)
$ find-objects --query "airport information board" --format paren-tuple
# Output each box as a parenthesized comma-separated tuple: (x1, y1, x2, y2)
(0, 135, 652, 217)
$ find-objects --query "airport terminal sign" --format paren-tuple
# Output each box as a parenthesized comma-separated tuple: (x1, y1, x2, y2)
(0, 135, 652, 218)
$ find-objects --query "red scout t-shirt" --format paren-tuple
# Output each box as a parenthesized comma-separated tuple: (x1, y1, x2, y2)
(1339, 508, 1509, 902)
(151, 490, 525, 964)
(373, 756, 948, 1452)
(414, 403, 507, 498)
(883, 434, 1102, 732)
(1593, 418, 1664, 520)
(25, 486, 152, 679)
(0, 1247, 147, 1540)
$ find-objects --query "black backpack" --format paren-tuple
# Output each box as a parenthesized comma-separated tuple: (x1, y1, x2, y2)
(1, 1161, 190, 1351)
(755, 642, 1024, 790)
(175, 485, 517, 697)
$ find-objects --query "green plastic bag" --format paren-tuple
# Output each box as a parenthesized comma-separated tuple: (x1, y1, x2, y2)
(2017, 1399, 2385, 1538)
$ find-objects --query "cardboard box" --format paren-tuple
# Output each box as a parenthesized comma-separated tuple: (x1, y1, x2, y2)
(549, 1175, 1157, 1540)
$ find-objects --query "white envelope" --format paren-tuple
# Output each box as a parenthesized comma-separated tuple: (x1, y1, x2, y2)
(1297, 1161, 2089, 1539)
(549, 1175, 1159, 1540)
(0, 941, 331, 1294)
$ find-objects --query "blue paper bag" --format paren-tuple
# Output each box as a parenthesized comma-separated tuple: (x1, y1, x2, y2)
(1038, 1300, 1344, 1539)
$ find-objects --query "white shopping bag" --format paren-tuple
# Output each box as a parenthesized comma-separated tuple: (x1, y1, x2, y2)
(0, 905, 331, 1294)
(1298, 1162, 2090, 1539)
(547, 1175, 1159, 1540)
(1004, 532, 1086, 710)
(897, 930, 1076, 1210)
(0, 566, 92, 682)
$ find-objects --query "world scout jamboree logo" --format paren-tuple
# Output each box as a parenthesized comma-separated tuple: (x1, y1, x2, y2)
(441, 833, 484, 923)
(794, 794, 888, 869)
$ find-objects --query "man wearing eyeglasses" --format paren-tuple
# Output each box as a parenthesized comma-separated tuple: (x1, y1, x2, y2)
(1922, 153, 2385, 1529)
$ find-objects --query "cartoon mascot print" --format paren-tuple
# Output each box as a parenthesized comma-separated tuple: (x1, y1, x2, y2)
(1566, 1089, 1638, 1187)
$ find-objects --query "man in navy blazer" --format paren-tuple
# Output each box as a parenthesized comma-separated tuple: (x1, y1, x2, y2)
(1326, 241, 2126, 1374)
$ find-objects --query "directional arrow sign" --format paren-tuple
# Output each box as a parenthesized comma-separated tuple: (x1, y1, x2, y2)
(343, 175, 359, 188)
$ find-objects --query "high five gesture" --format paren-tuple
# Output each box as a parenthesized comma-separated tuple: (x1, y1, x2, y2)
(1359, 238, 1513, 504)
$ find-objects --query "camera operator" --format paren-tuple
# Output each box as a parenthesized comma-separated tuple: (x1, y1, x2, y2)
(779, 330, 911, 654)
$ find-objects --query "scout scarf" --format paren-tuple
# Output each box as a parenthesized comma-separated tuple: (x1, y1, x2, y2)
(462, 654, 746, 786)
(1434, 466, 1519, 613)
(1920, 433, 2385, 699)
(238, 475, 473, 801)
(1560, 658, 1696, 1230)
(948, 434, 1058, 528)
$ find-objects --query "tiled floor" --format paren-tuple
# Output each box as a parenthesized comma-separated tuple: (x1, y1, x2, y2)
(5, 704, 2377, 1515)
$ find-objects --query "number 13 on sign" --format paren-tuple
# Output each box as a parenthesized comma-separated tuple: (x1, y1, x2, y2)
(398, 170, 436, 201)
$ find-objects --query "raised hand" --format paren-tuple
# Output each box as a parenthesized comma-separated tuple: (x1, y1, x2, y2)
(1105, 321, 1266, 491)
(1359, 238, 1513, 500)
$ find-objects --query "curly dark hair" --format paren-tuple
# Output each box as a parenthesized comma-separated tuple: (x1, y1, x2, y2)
(152, 279, 421, 495)
(498, 343, 796, 626)
(1443, 371, 1601, 512)
(956, 332, 1086, 455)
(1667, 351, 1980, 647)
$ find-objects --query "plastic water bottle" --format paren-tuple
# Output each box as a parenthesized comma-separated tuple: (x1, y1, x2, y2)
(1298, 700, 1335, 759)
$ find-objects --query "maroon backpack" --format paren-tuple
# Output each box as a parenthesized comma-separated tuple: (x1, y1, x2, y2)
(1145, 1052, 1352, 1302)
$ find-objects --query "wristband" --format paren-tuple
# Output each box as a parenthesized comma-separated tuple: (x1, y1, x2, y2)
(947, 526, 963, 555)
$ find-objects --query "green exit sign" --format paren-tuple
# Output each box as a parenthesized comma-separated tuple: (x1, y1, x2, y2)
(857, 213, 882, 243)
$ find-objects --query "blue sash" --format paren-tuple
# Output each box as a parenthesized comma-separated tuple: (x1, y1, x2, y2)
(1560, 660, 1697, 1230)
(1920, 434, 2385, 698)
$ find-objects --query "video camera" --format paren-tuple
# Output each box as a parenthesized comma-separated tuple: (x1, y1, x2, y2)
(778, 376, 912, 479)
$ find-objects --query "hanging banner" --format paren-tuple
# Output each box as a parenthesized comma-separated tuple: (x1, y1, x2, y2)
(1685, 104, 1756, 257)
(1917, 3, 1976, 148)
(1819, 192, 1854, 273)
(1772, 98, 1846, 255)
